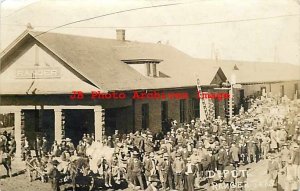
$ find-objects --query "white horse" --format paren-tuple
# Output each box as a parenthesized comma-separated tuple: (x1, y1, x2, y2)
(85, 142, 115, 174)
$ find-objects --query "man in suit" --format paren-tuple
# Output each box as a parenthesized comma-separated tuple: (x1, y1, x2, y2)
(143, 152, 153, 185)
(223, 162, 235, 190)
(47, 160, 60, 191)
(267, 154, 279, 188)
(112, 130, 120, 142)
(172, 153, 185, 190)
(184, 157, 197, 191)
(217, 146, 228, 171)
(229, 143, 240, 167)
(97, 156, 112, 187)
(41, 137, 48, 157)
(144, 135, 154, 154)
(160, 153, 174, 190)
(280, 143, 291, 168)
(131, 152, 145, 190)
(35, 136, 42, 158)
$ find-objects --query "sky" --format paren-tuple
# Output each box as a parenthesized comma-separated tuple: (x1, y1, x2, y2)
(0, 0, 299, 65)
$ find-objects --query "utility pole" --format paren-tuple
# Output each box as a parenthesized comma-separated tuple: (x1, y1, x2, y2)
(229, 74, 236, 122)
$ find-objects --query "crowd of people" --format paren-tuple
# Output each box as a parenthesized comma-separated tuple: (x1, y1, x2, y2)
(1, 94, 300, 191)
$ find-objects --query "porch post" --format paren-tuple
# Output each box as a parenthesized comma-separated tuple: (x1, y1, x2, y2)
(14, 109, 22, 159)
(94, 106, 104, 143)
(54, 109, 62, 144)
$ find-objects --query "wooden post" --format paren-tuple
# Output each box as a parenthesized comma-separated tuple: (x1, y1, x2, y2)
(14, 110, 22, 159)
(54, 109, 62, 144)
(94, 106, 104, 143)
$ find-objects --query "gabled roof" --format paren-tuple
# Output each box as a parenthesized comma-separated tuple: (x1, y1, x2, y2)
(0, 30, 224, 92)
(212, 59, 300, 84)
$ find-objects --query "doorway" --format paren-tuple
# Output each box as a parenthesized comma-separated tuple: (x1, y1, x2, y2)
(64, 109, 94, 146)
(23, 109, 54, 149)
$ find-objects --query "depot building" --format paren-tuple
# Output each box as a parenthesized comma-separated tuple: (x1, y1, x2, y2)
(1, 29, 299, 158)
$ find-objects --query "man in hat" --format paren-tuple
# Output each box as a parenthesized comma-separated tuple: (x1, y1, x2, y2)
(172, 120, 178, 130)
(223, 162, 236, 189)
(261, 134, 271, 159)
(130, 151, 145, 190)
(67, 138, 76, 154)
(184, 157, 197, 191)
(229, 143, 240, 167)
(47, 160, 60, 191)
(144, 135, 154, 154)
(202, 147, 212, 177)
(145, 176, 160, 191)
(172, 153, 185, 190)
(160, 153, 174, 190)
(76, 140, 86, 157)
(106, 136, 114, 148)
(270, 128, 278, 152)
(86, 134, 93, 145)
(97, 156, 112, 187)
(217, 146, 228, 171)
(8, 136, 16, 157)
(41, 137, 48, 157)
(144, 152, 153, 184)
(35, 136, 43, 158)
(149, 152, 159, 178)
(112, 130, 120, 142)
(133, 131, 141, 149)
(280, 143, 291, 168)
(190, 119, 196, 129)
(267, 154, 279, 188)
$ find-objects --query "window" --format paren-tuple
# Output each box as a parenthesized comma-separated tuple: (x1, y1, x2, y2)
(280, 85, 285, 97)
(161, 101, 168, 122)
(123, 59, 161, 77)
(192, 98, 200, 118)
(146, 63, 151, 76)
(179, 99, 186, 123)
(261, 87, 266, 96)
(141, 104, 149, 130)
(152, 64, 157, 77)
(146, 63, 157, 77)
(295, 83, 299, 98)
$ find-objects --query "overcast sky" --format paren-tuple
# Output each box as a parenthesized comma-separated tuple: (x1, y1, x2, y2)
(1, 0, 299, 65)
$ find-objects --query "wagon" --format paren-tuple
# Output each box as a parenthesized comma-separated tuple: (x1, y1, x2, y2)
(25, 156, 47, 182)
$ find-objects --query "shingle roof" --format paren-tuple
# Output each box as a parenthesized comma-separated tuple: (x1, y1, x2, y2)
(1, 30, 222, 91)
(1, 30, 299, 95)
(211, 59, 300, 84)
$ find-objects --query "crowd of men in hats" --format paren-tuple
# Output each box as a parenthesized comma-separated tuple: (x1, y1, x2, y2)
(1, 94, 300, 191)
(0, 131, 16, 158)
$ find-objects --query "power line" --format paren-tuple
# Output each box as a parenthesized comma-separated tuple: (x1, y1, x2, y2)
(0, 0, 40, 18)
(32, 2, 185, 38)
(2, 13, 299, 29)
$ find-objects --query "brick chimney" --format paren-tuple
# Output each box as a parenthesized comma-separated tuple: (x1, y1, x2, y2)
(116, 29, 125, 41)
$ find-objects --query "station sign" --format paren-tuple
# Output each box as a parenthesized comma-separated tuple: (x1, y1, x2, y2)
(15, 67, 61, 79)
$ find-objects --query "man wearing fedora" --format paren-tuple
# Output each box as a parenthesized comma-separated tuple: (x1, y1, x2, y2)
(143, 152, 152, 184)
(41, 137, 48, 157)
(184, 157, 197, 191)
(160, 153, 174, 190)
(267, 154, 279, 188)
(280, 143, 291, 168)
(47, 160, 60, 191)
(172, 152, 185, 190)
(130, 151, 145, 190)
